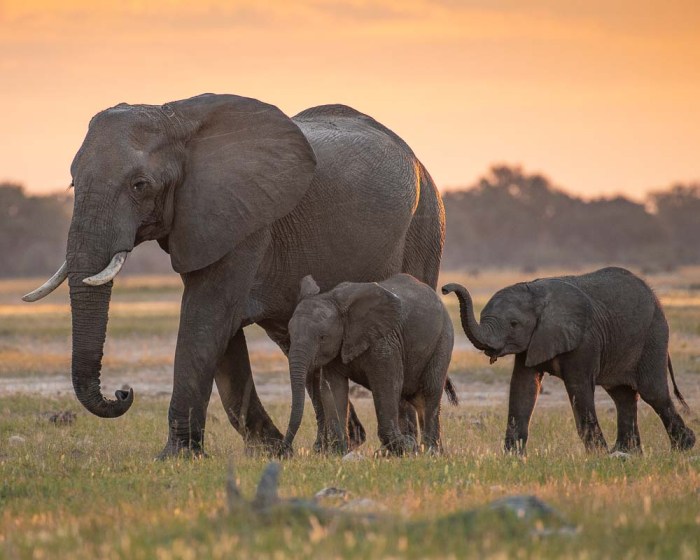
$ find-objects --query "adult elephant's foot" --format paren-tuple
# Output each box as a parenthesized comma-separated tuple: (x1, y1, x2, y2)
(156, 439, 207, 460)
(244, 435, 288, 457)
(611, 438, 642, 455)
(376, 434, 418, 457)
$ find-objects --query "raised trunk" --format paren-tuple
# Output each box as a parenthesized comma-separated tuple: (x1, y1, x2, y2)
(69, 275, 133, 417)
(442, 283, 489, 351)
(284, 344, 313, 448)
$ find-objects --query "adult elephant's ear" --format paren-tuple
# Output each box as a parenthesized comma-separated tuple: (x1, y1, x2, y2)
(168, 94, 317, 273)
(525, 280, 592, 368)
(333, 283, 402, 364)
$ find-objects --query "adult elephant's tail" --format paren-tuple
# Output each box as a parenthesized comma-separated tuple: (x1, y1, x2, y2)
(401, 161, 445, 290)
(668, 355, 690, 413)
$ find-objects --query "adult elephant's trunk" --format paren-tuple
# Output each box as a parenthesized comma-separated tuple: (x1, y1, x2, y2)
(441, 283, 489, 351)
(66, 189, 134, 419)
(284, 343, 314, 448)
(69, 275, 133, 417)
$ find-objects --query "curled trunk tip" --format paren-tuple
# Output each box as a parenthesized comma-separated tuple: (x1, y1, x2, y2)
(74, 385, 134, 418)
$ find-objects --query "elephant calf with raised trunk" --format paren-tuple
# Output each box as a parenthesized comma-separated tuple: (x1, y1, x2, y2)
(443, 267, 695, 454)
(284, 274, 456, 456)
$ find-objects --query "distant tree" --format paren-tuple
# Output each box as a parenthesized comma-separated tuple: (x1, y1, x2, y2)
(443, 165, 689, 271)
(649, 183, 700, 264)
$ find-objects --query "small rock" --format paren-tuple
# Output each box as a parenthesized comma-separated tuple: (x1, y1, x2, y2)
(340, 498, 387, 513)
(8, 435, 25, 445)
(315, 487, 350, 500)
(47, 410, 77, 425)
(342, 451, 365, 462)
(609, 451, 631, 459)
(488, 495, 578, 536)
(489, 495, 557, 520)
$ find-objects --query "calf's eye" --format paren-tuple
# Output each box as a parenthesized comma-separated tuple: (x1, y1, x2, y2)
(510, 320, 518, 327)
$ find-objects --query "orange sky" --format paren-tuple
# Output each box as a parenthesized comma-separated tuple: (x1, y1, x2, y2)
(1, 0, 698, 198)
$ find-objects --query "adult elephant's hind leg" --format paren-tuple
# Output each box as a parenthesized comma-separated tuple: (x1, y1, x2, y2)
(215, 329, 285, 455)
(605, 385, 641, 453)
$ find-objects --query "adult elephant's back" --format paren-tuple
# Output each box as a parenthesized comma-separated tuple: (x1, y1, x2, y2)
(272, 105, 444, 301)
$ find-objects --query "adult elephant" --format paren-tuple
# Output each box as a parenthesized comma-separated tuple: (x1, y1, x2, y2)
(23, 93, 445, 458)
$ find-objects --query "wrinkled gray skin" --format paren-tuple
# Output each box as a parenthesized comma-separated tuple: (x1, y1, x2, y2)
(32, 94, 445, 458)
(286, 274, 454, 456)
(443, 267, 695, 454)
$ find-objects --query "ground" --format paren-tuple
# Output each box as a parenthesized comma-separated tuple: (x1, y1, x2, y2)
(1, 268, 699, 559)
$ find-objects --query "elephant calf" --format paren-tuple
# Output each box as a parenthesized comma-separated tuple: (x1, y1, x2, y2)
(284, 274, 455, 455)
(443, 267, 695, 454)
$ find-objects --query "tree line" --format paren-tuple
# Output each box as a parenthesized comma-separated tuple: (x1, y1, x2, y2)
(0, 166, 698, 277)
(442, 165, 700, 272)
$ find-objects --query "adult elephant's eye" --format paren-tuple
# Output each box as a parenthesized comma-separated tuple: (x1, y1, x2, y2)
(131, 180, 149, 194)
(510, 320, 518, 328)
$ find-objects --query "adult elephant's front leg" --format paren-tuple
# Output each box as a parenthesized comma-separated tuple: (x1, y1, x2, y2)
(159, 229, 278, 458)
(215, 330, 284, 454)
(159, 317, 219, 457)
(159, 278, 235, 457)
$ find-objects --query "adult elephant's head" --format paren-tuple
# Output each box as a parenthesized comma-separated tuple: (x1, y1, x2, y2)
(442, 280, 592, 368)
(24, 94, 317, 418)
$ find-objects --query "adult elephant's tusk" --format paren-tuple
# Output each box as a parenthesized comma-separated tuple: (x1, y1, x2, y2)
(83, 252, 129, 286)
(22, 261, 68, 302)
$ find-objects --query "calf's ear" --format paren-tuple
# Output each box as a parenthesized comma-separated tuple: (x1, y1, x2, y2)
(331, 282, 402, 364)
(525, 280, 592, 368)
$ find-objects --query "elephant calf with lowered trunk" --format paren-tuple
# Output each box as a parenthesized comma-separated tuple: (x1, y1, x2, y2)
(284, 274, 456, 456)
(443, 267, 695, 454)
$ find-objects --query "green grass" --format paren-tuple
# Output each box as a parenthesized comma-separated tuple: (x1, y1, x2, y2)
(1, 268, 699, 558)
(1, 395, 699, 559)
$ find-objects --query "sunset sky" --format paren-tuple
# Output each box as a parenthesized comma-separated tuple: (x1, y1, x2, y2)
(0, 0, 698, 198)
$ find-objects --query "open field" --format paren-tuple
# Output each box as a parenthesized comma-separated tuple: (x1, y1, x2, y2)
(1, 268, 699, 558)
